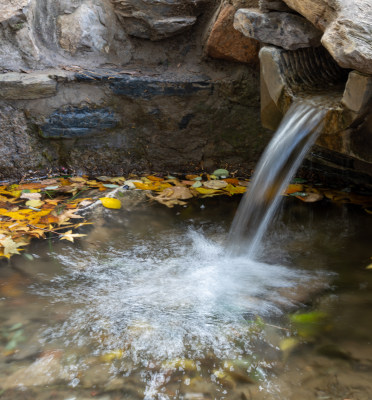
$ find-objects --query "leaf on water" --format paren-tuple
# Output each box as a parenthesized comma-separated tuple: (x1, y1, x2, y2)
(223, 178, 239, 185)
(194, 187, 222, 197)
(25, 199, 44, 208)
(212, 169, 229, 178)
(295, 193, 323, 202)
(285, 184, 304, 194)
(0, 236, 24, 256)
(44, 185, 60, 191)
(60, 230, 87, 242)
(20, 192, 42, 201)
(146, 175, 164, 181)
(223, 184, 246, 195)
(203, 180, 228, 189)
(102, 184, 120, 189)
(191, 181, 202, 188)
(185, 174, 199, 180)
(99, 197, 122, 209)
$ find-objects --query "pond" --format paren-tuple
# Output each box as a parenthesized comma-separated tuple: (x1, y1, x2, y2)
(0, 191, 371, 400)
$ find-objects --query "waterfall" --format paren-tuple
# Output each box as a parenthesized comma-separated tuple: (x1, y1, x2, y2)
(229, 101, 326, 257)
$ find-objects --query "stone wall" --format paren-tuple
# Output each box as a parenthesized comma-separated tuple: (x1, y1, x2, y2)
(0, 0, 274, 180)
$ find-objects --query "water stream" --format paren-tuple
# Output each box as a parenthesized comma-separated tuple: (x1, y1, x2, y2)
(229, 101, 326, 256)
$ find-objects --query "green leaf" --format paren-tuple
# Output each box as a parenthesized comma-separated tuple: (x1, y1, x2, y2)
(291, 178, 307, 184)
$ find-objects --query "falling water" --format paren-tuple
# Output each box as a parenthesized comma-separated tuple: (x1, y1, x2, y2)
(229, 101, 326, 256)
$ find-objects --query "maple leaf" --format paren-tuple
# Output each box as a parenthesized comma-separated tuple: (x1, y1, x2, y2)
(0, 236, 25, 255)
(60, 230, 87, 242)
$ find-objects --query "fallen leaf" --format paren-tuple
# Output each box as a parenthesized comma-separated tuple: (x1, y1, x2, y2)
(295, 193, 323, 202)
(99, 197, 122, 209)
(20, 193, 42, 201)
(203, 180, 228, 189)
(25, 199, 44, 208)
(223, 184, 246, 195)
(60, 230, 87, 242)
(195, 187, 222, 197)
(0, 236, 24, 256)
(285, 184, 304, 194)
(147, 175, 164, 181)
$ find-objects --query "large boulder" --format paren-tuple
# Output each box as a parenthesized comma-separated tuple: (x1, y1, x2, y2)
(234, 9, 322, 50)
(206, 5, 259, 63)
(282, 0, 372, 74)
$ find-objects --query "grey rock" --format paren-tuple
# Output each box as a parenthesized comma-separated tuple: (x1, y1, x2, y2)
(234, 10, 322, 50)
(342, 71, 372, 114)
(111, 0, 206, 40)
(259, 0, 292, 13)
(57, 2, 110, 55)
(0, 72, 57, 100)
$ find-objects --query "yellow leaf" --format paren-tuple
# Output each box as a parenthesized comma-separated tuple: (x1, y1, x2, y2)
(365, 209, 372, 215)
(60, 230, 87, 242)
(223, 184, 246, 195)
(99, 197, 122, 209)
(0, 236, 24, 256)
(25, 199, 44, 208)
(195, 187, 222, 196)
(366, 264, 372, 270)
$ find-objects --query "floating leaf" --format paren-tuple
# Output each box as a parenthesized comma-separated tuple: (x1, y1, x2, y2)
(191, 181, 202, 188)
(285, 184, 304, 194)
(60, 230, 87, 242)
(295, 193, 323, 202)
(224, 184, 246, 195)
(195, 187, 222, 197)
(25, 199, 44, 208)
(213, 169, 229, 178)
(102, 184, 120, 189)
(146, 175, 164, 181)
(44, 185, 59, 191)
(203, 180, 228, 189)
(99, 197, 122, 209)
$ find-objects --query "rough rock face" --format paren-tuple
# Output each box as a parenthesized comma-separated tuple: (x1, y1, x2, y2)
(111, 0, 208, 40)
(0, 0, 133, 71)
(282, 0, 372, 74)
(234, 9, 322, 50)
(206, 5, 259, 63)
(259, 0, 292, 12)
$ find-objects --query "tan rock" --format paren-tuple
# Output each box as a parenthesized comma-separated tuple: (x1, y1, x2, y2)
(0, 0, 30, 23)
(0, 72, 57, 100)
(283, 0, 372, 74)
(342, 71, 372, 114)
(206, 5, 259, 64)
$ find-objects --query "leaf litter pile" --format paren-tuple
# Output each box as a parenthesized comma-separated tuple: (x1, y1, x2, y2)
(1, 169, 372, 259)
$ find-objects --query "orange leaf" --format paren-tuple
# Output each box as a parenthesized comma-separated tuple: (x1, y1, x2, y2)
(185, 175, 199, 180)
(146, 175, 164, 181)
(285, 184, 304, 195)
(223, 178, 239, 186)
(18, 182, 46, 190)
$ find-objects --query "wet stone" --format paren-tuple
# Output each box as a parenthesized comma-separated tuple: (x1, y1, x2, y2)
(41, 106, 119, 139)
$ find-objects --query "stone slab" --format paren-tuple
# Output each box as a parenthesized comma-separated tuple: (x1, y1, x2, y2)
(0, 72, 57, 100)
